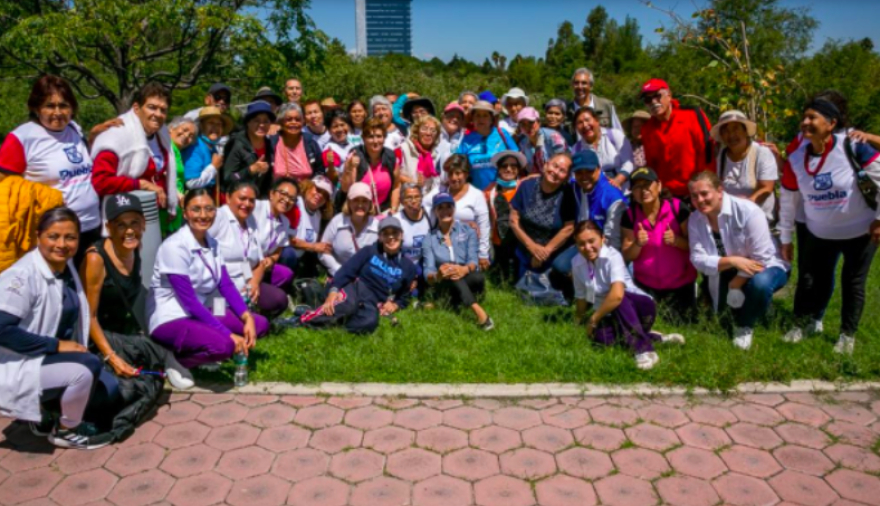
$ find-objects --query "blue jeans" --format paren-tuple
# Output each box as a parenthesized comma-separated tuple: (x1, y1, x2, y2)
(733, 267, 790, 328)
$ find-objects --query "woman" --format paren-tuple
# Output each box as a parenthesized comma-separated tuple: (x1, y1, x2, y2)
(395, 184, 432, 296)
(0, 75, 101, 266)
(166, 117, 196, 235)
(543, 99, 574, 146)
(347, 99, 368, 140)
(397, 115, 444, 196)
(570, 107, 634, 189)
(621, 167, 697, 322)
(253, 177, 299, 282)
(689, 172, 790, 351)
(484, 151, 525, 281)
(340, 118, 401, 212)
(516, 107, 568, 175)
(149, 189, 270, 369)
(320, 182, 379, 276)
(322, 109, 360, 179)
(0, 208, 111, 449)
(710, 110, 779, 224)
(424, 193, 493, 330)
(780, 96, 880, 353)
(290, 176, 335, 278)
(458, 91, 478, 114)
(433, 155, 491, 270)
(297, 217, 417, 334)
(402, 97, 436, 125)
(222, 101, 275, 197)
(302, 100, 331, 150)
(370, 95, 406, 151)
(439, 102, 465, 160)
(623, 111, 650, 168)
(499, 88, 529, 136)
(272, 103, 327, 183)
(572, 220, 684, 371)
(456, 100, 519, 191)
(182, 106, 233, 194)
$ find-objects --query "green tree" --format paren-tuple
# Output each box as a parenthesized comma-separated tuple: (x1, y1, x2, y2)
(582, 6, 609, 67)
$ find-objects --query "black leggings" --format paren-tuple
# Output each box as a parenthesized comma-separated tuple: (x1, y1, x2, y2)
(434, 271, 486, 307)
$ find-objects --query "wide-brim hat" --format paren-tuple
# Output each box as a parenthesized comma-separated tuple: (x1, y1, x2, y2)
(467, 100, 498, 120)
(491, 150, 527, 169)
(243, 101, 276, 124)
(622, 110, 651, 132)
(198, 106, 233, 136)
(710, 109, 757, 143)
(402, 97, 436, 122)
(501, 87, 529, 108)
(252, 87, 283, 107)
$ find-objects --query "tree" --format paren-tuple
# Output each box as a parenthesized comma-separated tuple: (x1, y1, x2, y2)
(582, 6, 609, 68)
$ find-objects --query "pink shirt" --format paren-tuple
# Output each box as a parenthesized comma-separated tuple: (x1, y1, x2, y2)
(360, 161, 392, 207)
(626, 198, 697, 291)
(274, 138, 312, 181)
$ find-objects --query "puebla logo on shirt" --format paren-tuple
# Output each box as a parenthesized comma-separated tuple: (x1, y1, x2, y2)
(813, 173, 833, 191)
(63, 144, 83, 164)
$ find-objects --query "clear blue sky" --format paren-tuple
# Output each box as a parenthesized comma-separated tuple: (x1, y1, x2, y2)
(307, 0, 876, 62)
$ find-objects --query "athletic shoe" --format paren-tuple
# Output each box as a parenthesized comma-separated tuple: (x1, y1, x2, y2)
(48, 422, 113, 450)
(806, 319, 824, 334)
(274, 316, 304, 329)
(479, 317, 495, 331)
(658, 333, 685, 344)
(29, 412, 55, 437)
(635, 352, 659, 370)
(783, 319, 824, 343)
(833, 334, 855, 355)
(733, 327, 753, 350)
(164, 354, 194, 390)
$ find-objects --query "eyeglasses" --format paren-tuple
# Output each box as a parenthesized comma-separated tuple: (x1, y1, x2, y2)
(274, 190, 296, 202)
(419, 127, 438, 134)
(187, 205, 216, 215)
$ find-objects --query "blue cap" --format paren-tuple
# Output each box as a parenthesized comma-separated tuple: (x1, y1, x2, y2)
(478, 91, 498, 104)
(243, 101, 276, 124)
(432, 192, 456, 209)
(571, 150, 601, 171)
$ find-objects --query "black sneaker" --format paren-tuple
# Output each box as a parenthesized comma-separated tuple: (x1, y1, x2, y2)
(479, 316, 495, 331)
(29, 412, 55, 437)
(48, 422, 113, 450)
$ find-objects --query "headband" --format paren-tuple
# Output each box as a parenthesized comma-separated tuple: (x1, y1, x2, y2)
(805, 98, 841, 124)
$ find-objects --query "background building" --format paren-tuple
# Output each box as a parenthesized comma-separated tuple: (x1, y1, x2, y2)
(355, 0, 412, 57)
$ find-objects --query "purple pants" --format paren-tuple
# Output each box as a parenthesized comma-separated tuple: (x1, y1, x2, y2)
(257, 264, 294, 317)
(593, 291, 660, 355)
(151, 310, 270, 369)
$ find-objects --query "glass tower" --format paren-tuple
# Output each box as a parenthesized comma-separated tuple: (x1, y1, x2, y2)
(355, 0, 412, 56)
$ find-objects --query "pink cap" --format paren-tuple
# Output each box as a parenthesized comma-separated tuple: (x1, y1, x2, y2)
(516, 106, 540, 123)
(347, 182, 372, 201)
(444, 101, 465, 115)
(312, 175, 334, 198)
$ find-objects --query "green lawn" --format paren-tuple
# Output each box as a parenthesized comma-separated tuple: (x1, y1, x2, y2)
(212, 257, 880, 392)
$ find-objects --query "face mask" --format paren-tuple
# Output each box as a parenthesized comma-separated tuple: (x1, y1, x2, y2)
(496, 178, 517, 189)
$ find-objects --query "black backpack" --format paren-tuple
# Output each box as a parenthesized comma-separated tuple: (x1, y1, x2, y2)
(679, 106, 714, 166)
(843, 137, 879, 210)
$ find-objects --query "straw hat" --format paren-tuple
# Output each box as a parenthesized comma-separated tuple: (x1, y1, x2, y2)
(622, 110, 651, 132)
(197, 106, 233, 135)
(710, 109, 757, 143)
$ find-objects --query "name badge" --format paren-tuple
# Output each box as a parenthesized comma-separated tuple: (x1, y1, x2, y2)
(212, 296, 226, 316)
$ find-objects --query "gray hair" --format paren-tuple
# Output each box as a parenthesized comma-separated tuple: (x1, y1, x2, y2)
(369, 95, 392, 117)
(168, 116, 198, 134)
(459, 91, 478, 103)
(400, 182, 422, 194)
(276, 102, 303, 123)
(571, 67, 594, 85)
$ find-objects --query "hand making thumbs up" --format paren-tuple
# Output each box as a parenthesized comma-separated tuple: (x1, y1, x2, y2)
(663, 223, 676, 246)
(636, 223, 650, 246)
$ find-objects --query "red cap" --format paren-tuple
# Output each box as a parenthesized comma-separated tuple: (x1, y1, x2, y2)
(640, 78, 669, 95)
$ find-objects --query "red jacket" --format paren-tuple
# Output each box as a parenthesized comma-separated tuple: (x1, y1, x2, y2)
(641, 102, 715, 198)
(91, 149, 168, 197)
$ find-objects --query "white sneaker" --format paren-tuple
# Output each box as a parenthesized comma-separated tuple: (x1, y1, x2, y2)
(165, 355, 195, 390)
(658, 333, 686, 344)
(806, 319, 824, 334)
(833, 334, 855, 355)
(635, 352, 659, 370)
(733, 327, 753, 350)
(783, 319, 824, 343)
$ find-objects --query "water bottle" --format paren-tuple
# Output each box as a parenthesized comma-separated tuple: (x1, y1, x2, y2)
(233, 352, 248, 388)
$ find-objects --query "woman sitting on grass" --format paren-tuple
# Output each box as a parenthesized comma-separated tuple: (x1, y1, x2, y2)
(572, 220, 684, 371)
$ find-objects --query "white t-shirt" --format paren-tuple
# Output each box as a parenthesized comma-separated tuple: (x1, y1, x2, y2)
(253, 199, 291, 256)
(572, 244, 647, 306)
(719, 143, 778, 222)
(395, 208, 432, 263)
(319, 213, 379, 275)
(0, 121, 101, 232)
(304, 127, 332, 151)
(293, 196, 322, 256)
(425, 184, 491, 260)
(384, 128, 406, 151)
(208, 205, 263, 291)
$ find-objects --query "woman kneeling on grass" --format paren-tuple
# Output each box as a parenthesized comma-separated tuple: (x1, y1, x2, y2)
(572, 220, 684, 371)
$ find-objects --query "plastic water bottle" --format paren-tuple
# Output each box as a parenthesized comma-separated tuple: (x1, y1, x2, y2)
(233, 352, 248, 388)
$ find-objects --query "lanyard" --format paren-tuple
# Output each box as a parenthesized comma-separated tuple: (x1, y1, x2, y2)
(805, 138, 833, 177)
(266, 207, 281, 252)
(238, 224, 252, 260)
(196, 250, 220, 284)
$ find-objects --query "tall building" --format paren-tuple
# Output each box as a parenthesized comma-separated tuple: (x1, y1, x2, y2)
(355, 0, 412, 57)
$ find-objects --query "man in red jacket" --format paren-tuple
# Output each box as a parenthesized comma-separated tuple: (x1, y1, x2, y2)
(640, 78, 716, 203)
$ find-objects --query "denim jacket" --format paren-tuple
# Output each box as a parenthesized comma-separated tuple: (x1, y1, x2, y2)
(423, 221, 479, 276)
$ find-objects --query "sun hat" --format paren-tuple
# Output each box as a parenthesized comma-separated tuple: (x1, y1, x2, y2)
(709, 109, 757, 143)
(515, 107, 540, 124)
(347, 182, 372, 201)
(402, 97, 436, 121)
(491, 150, 527, 169)
(197, 106, 233, 135)
(320, 97, 339, 110)
(252, 87, 283, 106)
(571, 150, 601, 172)
(501, 88, 529, 108)
(467, 100, 498, 118)
(622, 110, 651, 132)
(243, 101, 276, 124)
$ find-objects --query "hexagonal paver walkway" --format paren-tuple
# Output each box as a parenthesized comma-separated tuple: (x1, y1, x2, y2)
(4, 390, 880, 505)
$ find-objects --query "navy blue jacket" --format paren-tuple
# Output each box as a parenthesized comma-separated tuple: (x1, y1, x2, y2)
(331, 243, 417, 307)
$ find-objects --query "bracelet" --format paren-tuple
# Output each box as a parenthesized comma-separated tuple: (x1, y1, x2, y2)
(103, 353, 115, 363)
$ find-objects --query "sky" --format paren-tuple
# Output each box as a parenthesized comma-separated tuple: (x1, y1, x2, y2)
(306, 0, 878, 62)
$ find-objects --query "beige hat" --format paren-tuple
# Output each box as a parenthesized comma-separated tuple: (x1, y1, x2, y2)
(622, 110, 651, 132)
(467, 100, 498, 119)
(710, 109, 757, 143)
(197, 106, 233, 136)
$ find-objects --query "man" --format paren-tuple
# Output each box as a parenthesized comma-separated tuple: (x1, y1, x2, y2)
(183, 83, 231, 121)
(567, 68, 622, 133)
(570, 149, 627, 252)
(639, 78, 716, 203)
(284, 78, 303, 104)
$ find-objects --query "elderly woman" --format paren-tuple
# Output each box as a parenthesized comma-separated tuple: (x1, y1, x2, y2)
(340, 118, 401, 212)
(543, 99, 574, 146)
(456, 100, 519, 191)
(320, 182, 379, 277)
(272, 103, 327, 183)
(290, 176, 335, 279)
(438, 102, 465, 160)
(222, 101, 275, 196)
(780, 95, 880, 353)
(322, 109, 360, 177)
(302, 100, 331, 150)
(711, 110, 779, 224)
(517, 107, 569, 175)
(182, 106, 233, 195)
(623, 111, 651, 168)
(485, 150, 525, 281)
(458, 91, 478, 114)
(689, 172, 790, 350)
(402, 98, 436, 126)
(347, 99, 368, 139)
(424, 193, 493, 330)
(165, 117, 198, 235)
(570, 107, 634, 189)
(370, 95, 406, 151)
(398, 114, 444, 196)
(499, 88, 529, 136)
(430, 155, 492, 270)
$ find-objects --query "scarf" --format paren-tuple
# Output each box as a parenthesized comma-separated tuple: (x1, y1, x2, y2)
(413, 141, 438, 179)
(496, 178, 518, 189)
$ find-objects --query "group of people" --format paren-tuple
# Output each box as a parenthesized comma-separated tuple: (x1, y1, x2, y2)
(0, 69, 878, 450)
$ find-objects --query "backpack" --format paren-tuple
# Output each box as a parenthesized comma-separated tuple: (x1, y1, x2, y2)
(843, 137, 879, 211)
(293, 278, 326, 309)
(679, 106, 713, 165)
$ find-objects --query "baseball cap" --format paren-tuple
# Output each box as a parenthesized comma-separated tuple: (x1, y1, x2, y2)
(378, 216, 403, 233)
(432, 192, 456, 209)
(312, 176, 334, 198)
(347, 182, 372, 202)
(640, 78, 670, 95)
(478, 91, 498, 104)
(444, 102, 465, 116)
(516, 107, 540, 123)
(208, 83, 231, 96)
(571, 150, 601, 172)
(630, 167, 659, 184)
(106, 193, 144, 221)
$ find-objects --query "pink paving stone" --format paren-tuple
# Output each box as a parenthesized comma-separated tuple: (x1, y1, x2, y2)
(363, 426, 414, 454)
(287, 476, 349, 506)
(373, 397, 420, 410)
(416, 426, 468, 453)
(821, 404, 877, 426)
(49, 469, 118, 506)
(500, 448, 557, 480)
(824, 443, 880, 473)
(190, 393, 235, 406)
(54, 445, 115, 474)
(777, 402, 832, 427)
(720, 445, 783, 479)
(107, 470, 175, 506)
(0, 467, 62, 505)
(611, 447, 670, 480)
(589, 405, 638, 427)
(676, 422, 732, 451)
(216, 446, 276, 479)
(386, 448, 442, 481)
(344, 406, 394, 431)
(165, 471, 232, 506)
(638, 403, 690, 428)
(775, 422, 831, 449)
(104, 443, 166, 476)
(393, 407, 443, 431)
(742, 393, 787, 407)
(413, 475, 472, 506)
(470, 426, 522, 454)
(0, 467, 7, 486)
(152, 401, 202, 426)
(308, 425, 362, 454)
(521, 425, 574, 453)
(226, 475, 291, 506)
(835, 392, 872, 403)
(542, 408, 591, 429)
(272, 448, 330, 482)
(204, 422, 261, 451)
(0, 446, 58, 472)
(786, 392, 820, 404)
(257, 425, 311, 453)
(556, 447, 614, 480)
(196, 402, 250, 427)
(293, 405, 343, 429)
(442, 407, 492, 431)
(773, 445, 835, 476)
(328, 449, 384, 483)
(116, 420, 162, 448)
(443, 448, 500, 481)
(732, 403, 785, 426)
(657, 476, 720, 506)
(769, 470, 839, 506)
(235, 395, 279, 407)
(471, 399, 503, 410)
(423, 399, 464, 411)
(667, 446, 728, 480)
(572, 425, 627, 451)
(826, 469, 880, 504)
(713, 472, 780, 506)
(244, 404, 297, 428)
(825, 421, 876, 447)
(153, 421, 211, 450)
(535, 475, 597, 506)
(727, 422, 784, 450)
(474, 475, 535, 506)
(594, 474, 657, 506)
(13, 500, 59, 506)
(686, 405, 738, 427)
(577, 398, 607, 409)
(871, 400, 880, 417)
(159, 444, 222, 478)
(349, 477, 411, 506)
(167, 392, 190, 403)
(518, 398, 559, 409)
(625, 422, 681, 451)
(279, 396, 323, 408)
(657, 395, 690, 408)
(327, 397, 373, 409)
(607, 396, 653, 409)
(492, 407, 542, 431)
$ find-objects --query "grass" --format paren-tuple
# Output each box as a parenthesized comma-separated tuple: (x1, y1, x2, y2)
(207, 257, 880, 392)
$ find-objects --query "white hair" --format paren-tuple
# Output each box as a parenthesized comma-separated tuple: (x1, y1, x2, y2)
(571, 67, 594, 85)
